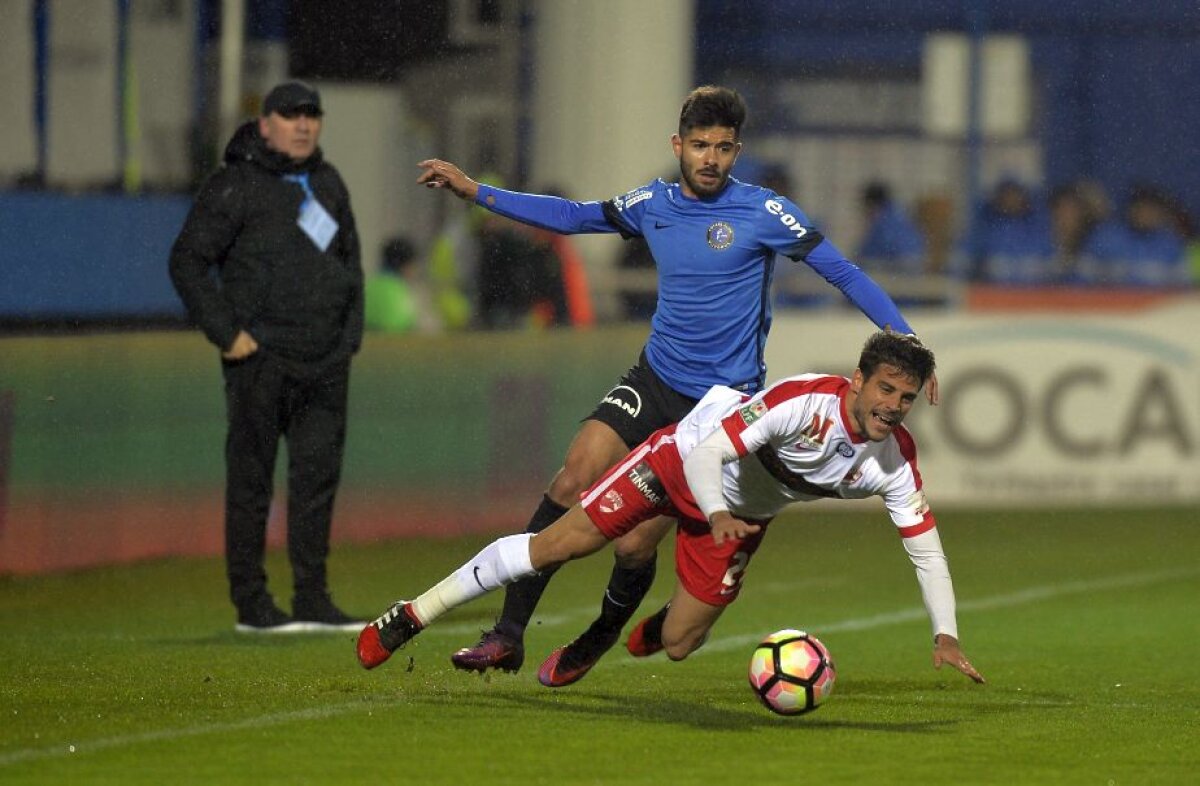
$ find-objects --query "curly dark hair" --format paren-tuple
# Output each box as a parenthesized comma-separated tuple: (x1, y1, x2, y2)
(679, 85, 747, 138)
(858, 330, 936, 386)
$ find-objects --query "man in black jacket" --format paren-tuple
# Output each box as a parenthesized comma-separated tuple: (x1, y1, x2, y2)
(170, 81, 364, 633)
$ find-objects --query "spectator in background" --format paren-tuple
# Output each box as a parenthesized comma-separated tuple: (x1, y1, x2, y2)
(1080, 184, 1188, 287)
(429, 174, 578, 330)
(169, 81, 364, 633)
(428, 198, 482, 330)
(857, 181, 926, 276)
(914, 192, 956, 276)
(1166, 199, 1200, 285)
(1048, 179, 1110, 283)
(365, 236, 439, 333)
(963, 177, 1054, 284)
(476, 210, 567, 329)
(759, 162, 792, 200)
(532, 186, 596, 329)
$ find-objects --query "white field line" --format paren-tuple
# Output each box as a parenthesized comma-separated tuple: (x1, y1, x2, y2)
(1, 566, 1194, 768)
(618, 565, 1200, 661)
(0, 703, 368, 768)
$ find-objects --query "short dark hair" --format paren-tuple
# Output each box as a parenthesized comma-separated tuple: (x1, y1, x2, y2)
(858, 330, 936, 387)
(381, 237, 416, 273)
(862, 181, 891, 209)
(679, 86, 747, 138)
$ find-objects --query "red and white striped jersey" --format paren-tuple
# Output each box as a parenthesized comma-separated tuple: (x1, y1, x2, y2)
(670, 374, 934, 536)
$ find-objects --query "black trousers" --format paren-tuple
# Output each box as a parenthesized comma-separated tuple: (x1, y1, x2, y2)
(221, 352, 350, 609)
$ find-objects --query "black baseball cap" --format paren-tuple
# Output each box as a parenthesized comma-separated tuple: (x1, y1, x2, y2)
(263, 81, 323, 117)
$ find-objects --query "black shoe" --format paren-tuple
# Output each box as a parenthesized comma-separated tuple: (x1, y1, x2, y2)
(293, 592, 366, 632)
(537, 619, 620, 687)
(236, 596, 306, 634)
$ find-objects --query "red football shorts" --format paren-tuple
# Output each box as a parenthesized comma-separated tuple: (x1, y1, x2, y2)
(580, 426, 769, 606)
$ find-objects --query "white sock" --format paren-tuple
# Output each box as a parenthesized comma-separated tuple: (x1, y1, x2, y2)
(410, 534, 535, 626)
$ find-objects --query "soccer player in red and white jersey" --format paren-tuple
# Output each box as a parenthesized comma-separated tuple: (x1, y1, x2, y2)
(357, 331, 985, 686)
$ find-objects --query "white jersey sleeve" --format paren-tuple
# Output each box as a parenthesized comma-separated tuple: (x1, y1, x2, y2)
(877, 426, 936, 536)
(683, 426, 739, 520)
(902, 528, 958, 639)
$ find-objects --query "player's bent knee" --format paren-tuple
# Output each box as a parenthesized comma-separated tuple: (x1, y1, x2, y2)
(613, 549, 655, 569)
(613, 517, 672, 566)
(664, 638, 700, 662)
(662, 630, 706, 662)
(530, 508, 609, 569)
(664, 643, 691, 662)
(661, 614, 715, 661)
(612, 534, 658, 566)
(546, 465, 592, 503)
(550, 424, 626, 503)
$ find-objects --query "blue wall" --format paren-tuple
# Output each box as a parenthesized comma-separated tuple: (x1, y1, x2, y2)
(0, 193, 189, 319)
(697, 0, 1200, 220)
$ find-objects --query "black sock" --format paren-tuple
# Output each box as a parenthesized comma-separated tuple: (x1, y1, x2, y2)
(495, 494, 569, 639)
(638, 603, 670, 649)
(597, 559, 657, 631)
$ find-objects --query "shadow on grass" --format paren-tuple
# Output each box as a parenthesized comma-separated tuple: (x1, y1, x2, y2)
(164, 631, 359, 648)
(843, 677, 1075, 711)
(408, 687, 958, 734)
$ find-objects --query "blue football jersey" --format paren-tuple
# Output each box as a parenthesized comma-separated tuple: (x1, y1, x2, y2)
(475, 178, 913, 399)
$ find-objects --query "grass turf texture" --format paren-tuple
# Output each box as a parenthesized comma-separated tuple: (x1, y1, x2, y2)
(2, 507, 1197, 785)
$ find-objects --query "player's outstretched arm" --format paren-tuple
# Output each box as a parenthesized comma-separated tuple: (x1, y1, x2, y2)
(417, 159, 479, 202)
(933, 633, 985, 683)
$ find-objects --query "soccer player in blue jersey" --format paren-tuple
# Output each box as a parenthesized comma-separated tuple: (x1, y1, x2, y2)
(415, 85, 936, 684)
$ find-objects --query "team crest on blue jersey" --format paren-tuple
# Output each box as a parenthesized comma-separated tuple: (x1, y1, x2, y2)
(706, 221, 735, 250)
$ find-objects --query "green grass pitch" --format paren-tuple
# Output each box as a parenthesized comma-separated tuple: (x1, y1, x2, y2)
(2, 507, 1197, 784)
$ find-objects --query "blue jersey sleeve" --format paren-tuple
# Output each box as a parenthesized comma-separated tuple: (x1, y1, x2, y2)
(475, 184, 616, 234)
(598, 181, 659, 238)
(756, 194, 915, 335)
(802, 238, 915, 335)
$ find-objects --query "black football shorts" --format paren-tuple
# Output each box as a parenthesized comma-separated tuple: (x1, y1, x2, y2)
(585, 352, 700, 449)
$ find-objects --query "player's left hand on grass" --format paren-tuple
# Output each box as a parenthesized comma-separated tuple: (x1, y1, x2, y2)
(933, 633, 985, 683)
(709, 511, 762, 546)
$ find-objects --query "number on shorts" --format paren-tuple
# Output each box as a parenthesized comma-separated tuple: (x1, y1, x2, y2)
(720, 551, 750, 594)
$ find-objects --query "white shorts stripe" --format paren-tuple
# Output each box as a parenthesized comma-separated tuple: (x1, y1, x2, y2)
(580, 441, 654, 508)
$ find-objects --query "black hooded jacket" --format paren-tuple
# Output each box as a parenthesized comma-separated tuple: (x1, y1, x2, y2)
(169, 121, 363, 375)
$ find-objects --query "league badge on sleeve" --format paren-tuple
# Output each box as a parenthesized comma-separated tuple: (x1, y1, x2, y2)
(739, 400, 768, 425)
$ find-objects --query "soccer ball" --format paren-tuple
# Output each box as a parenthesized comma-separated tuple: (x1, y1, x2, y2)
(748, 629, 836, 716)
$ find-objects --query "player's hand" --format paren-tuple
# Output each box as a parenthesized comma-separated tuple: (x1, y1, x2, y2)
(709, 511, 762, 546)
(925, 371, 940, 406)
(933, 633, 985, 683)
(417, 159, 480, 202)
(222, 330, 258, 360)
